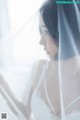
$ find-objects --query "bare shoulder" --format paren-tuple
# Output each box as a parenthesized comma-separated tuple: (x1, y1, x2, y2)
(32, 59, 48, 73)
(31, 60, 48, 90)
(29, 59, 59, 91)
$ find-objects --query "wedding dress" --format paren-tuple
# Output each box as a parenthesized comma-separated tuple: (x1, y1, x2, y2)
(30, 59, 80, 120)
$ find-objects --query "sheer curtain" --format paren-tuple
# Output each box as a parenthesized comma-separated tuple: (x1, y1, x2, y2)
(0, 0, 11, 67)
(0, 0, 45, 119)
(0, 0, 46, 100)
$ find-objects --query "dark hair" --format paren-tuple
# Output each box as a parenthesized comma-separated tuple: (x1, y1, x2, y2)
(40, 0, 80, 59)
(40, 0, 59, 46)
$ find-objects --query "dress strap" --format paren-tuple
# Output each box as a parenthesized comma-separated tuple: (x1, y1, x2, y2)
(35, 61, 49, 90)
(65, 96, 80, 111)
(58, 96, 80, 118)
(44, 74, 59, 120)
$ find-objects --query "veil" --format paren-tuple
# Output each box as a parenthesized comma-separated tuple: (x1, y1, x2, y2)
(0, 0, 80, 120)
(57, 1, 80, 120)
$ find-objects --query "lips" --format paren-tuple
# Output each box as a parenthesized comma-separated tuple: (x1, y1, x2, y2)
(44, 47, 46, 50)
(44, 48, 50, 55)
(45, 49, 50, 54)
(44, 48, 47, 52)
(47, 51, 50, 55)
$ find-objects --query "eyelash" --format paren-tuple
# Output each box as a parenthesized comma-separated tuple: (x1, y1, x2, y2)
(40, 29, 49, 35)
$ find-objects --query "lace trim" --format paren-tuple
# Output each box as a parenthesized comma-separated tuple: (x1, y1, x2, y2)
(37, 90, 56, 120)
(36, 90, 80, 120)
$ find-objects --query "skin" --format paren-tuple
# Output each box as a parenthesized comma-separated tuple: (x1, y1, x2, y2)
(39, 16, 58, 60)
(35, 16, 80, 116)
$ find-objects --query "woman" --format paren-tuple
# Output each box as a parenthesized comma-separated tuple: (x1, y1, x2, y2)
(0, 0, 80, 120)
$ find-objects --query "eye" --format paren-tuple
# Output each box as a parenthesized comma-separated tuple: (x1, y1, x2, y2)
(39, 27, 49, 36)
(39, 28, 42, 35)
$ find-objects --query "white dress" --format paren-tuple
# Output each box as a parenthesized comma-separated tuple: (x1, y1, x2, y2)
(30, 62, 80, 120)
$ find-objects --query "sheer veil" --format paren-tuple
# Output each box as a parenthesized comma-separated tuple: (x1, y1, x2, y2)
(0, 0, 80, 120)
(57, 1, 80, 119)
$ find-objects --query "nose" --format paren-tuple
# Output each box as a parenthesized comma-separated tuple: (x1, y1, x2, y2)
(39, 36, 45, 46)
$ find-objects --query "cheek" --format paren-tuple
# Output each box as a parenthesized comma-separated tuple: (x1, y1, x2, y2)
(47, 40, 58, 54)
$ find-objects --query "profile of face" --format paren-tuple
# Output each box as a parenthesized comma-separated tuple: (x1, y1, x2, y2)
(39, 16, 58, 60)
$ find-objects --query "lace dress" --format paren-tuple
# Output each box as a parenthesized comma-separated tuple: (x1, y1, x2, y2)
(30, 62, 80, 120)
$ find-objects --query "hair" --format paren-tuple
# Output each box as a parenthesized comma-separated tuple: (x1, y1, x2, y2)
(40, 0, 80, 59)
(40, 0, 59, 46)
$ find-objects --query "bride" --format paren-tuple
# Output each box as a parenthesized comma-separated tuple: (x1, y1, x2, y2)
(0, 0, 80, 120)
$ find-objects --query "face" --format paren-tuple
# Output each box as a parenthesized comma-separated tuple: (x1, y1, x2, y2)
(39, 16, 58, 60)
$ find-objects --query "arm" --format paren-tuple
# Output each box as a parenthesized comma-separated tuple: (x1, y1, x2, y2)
(0, 75, 29, 119)
(0, 60, 46, 120)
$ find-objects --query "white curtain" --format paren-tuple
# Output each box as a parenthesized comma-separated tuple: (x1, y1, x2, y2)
(0, 0, 45, 119)
(0, 0, 12, 67)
